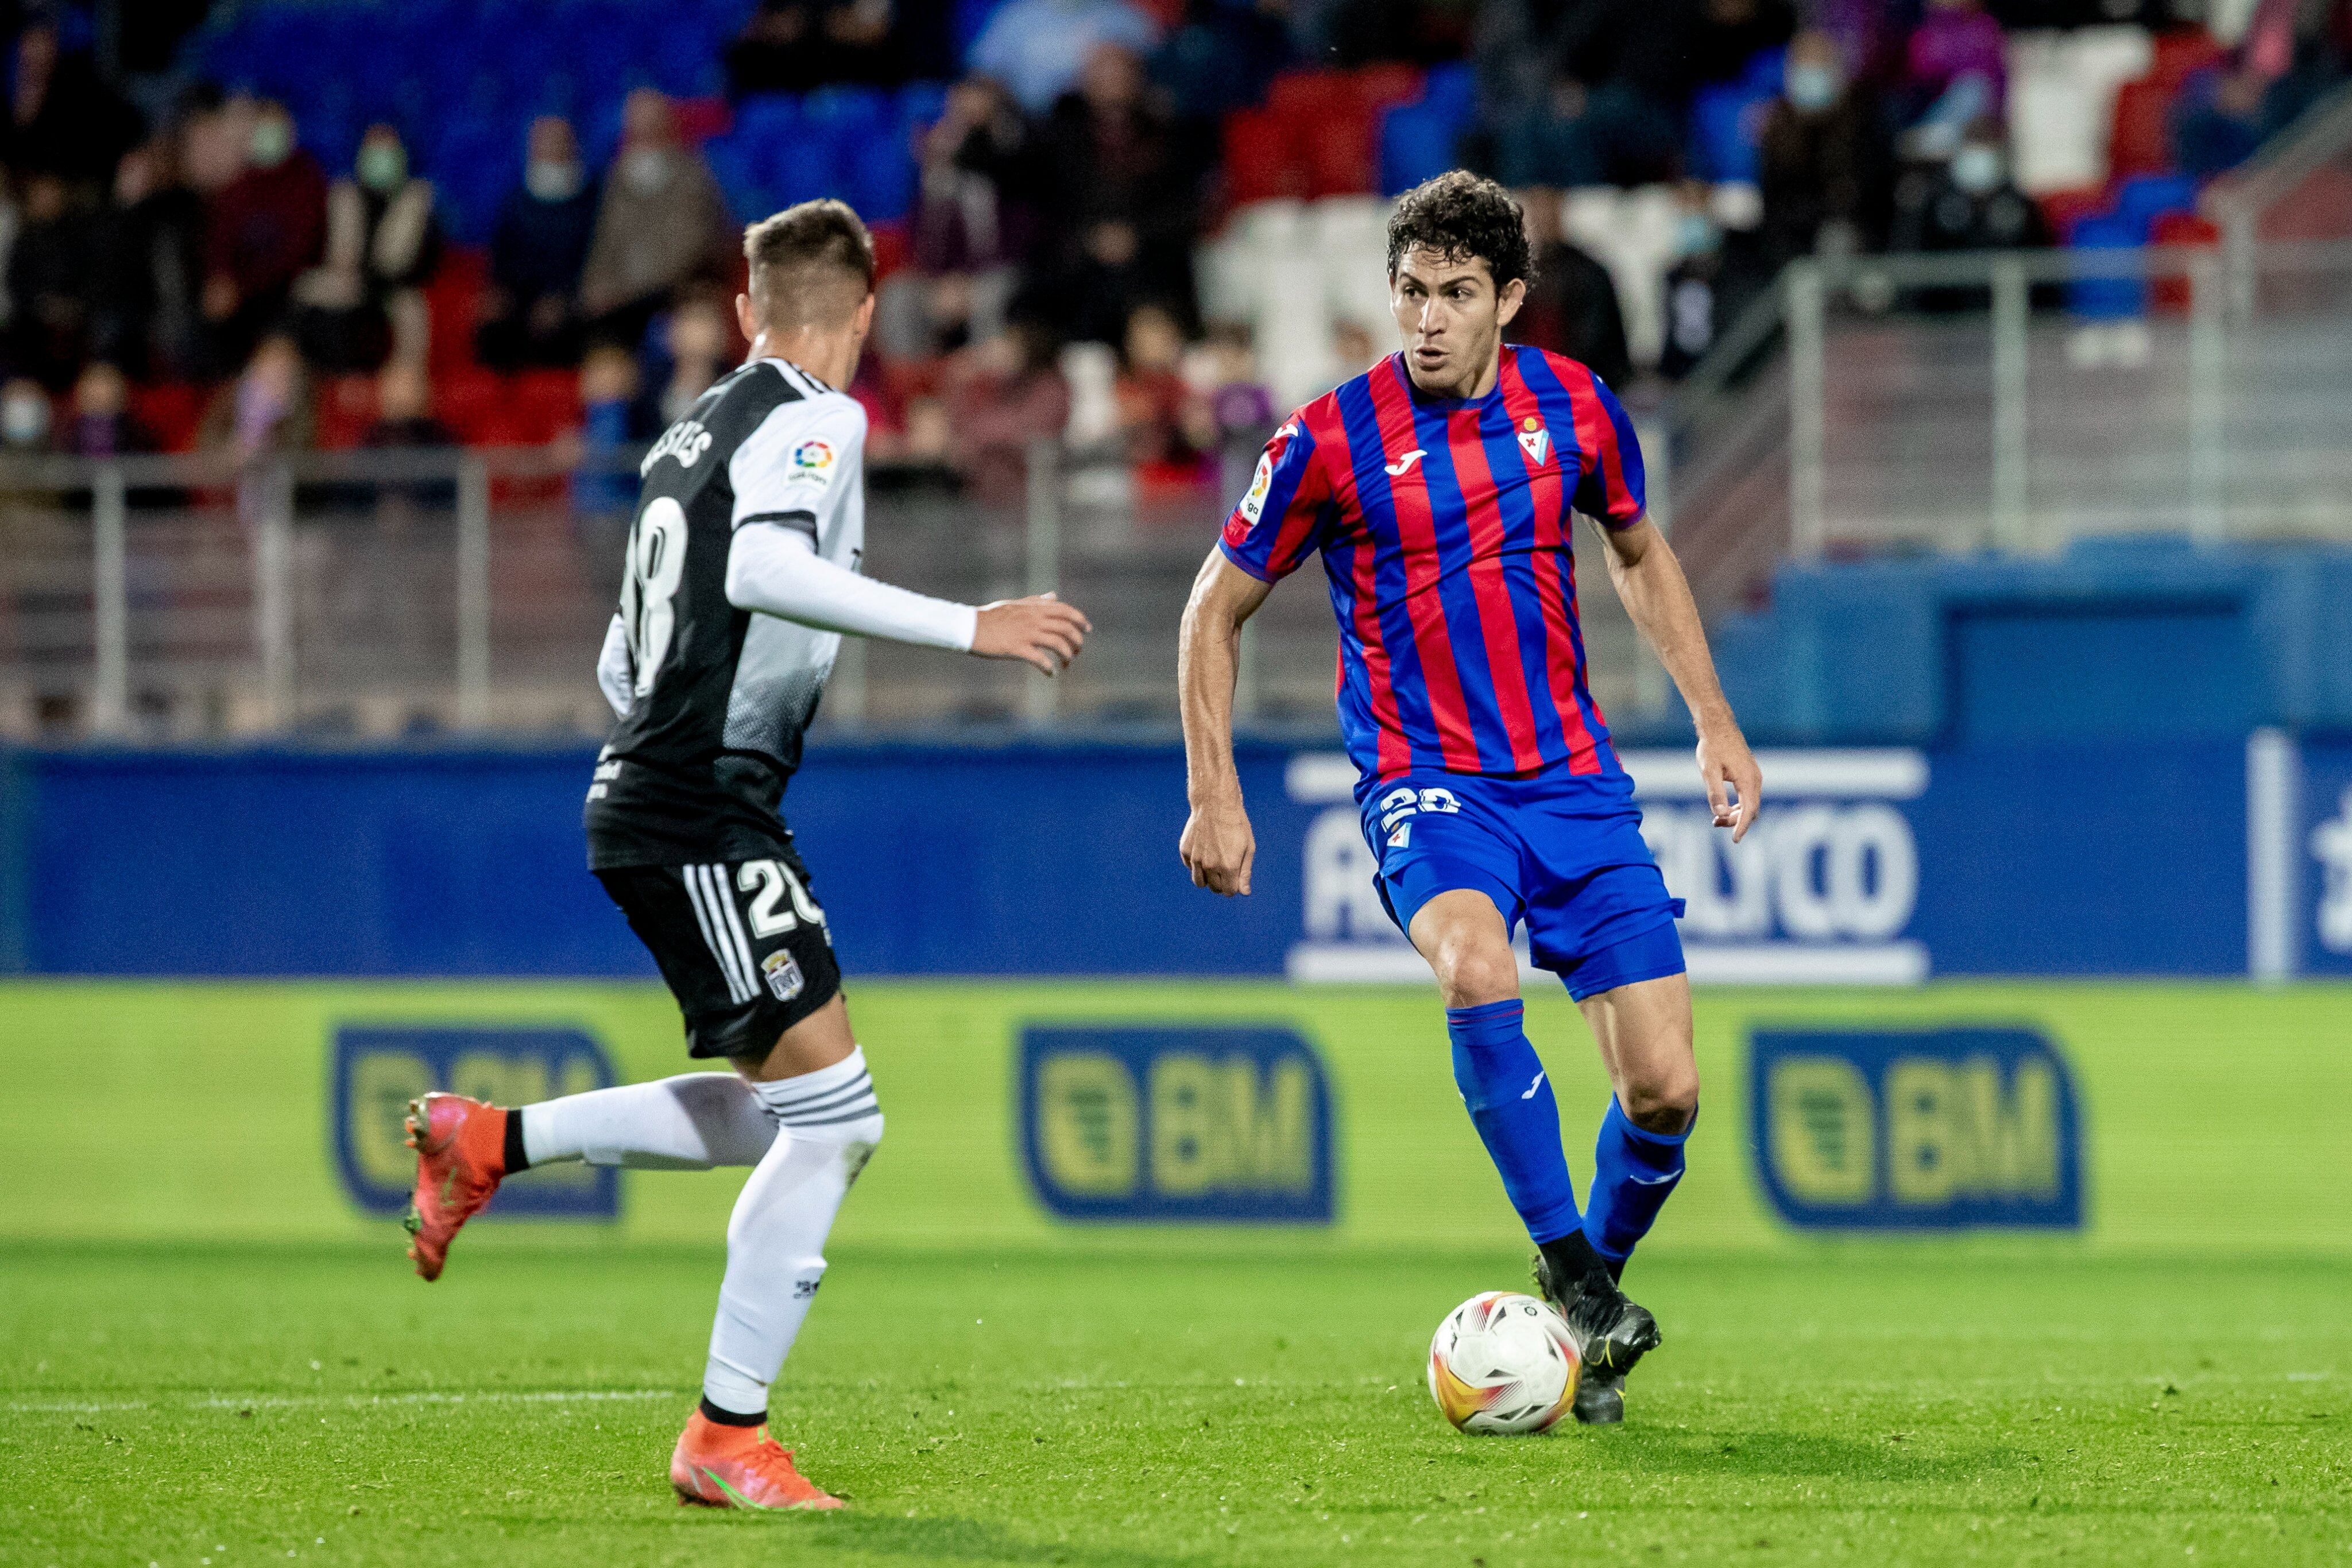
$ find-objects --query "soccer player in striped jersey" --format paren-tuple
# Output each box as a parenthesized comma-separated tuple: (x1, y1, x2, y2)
(397, 200, 1089, 1508)
(1178, 172, 1763, 1424)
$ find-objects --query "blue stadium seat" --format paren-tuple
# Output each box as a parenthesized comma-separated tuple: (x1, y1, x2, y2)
(1420, 61, 1476, 121)
(2110, 173, 2201, 241)
(898, 80, 950, 131)
(2066, 212, 2149, 319)
(1380, 100, 1460, 198)
(703, 137, 777, 224)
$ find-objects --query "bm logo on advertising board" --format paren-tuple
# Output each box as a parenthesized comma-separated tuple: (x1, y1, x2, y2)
(332, 1026, 620, 1220)
(1019, 1027, 1334, 1222)
(1751, 1027, 2083, 1230)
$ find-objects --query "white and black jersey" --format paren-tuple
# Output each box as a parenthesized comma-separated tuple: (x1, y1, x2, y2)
(586, 358, 870, 869)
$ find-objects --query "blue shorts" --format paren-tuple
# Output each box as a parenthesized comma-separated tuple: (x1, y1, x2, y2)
(1359, 764, 1688, 1002)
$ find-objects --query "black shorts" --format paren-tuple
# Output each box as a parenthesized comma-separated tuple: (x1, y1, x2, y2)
(596, 853, 843, 1060)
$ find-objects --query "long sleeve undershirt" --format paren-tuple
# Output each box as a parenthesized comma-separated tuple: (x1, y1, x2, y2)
(723, 522, 978, 652)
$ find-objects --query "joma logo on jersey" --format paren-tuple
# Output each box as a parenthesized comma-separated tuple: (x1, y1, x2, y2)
(1019, 1027, 1334, 1223)
(1384, 448, 1426, 477)
(1750, 1027, 2083, 1232)
(331, 1026, 621, 1221)
(641, 420, 714, 474)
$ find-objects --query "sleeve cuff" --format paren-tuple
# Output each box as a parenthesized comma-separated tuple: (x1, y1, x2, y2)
(1217, 537, 1278, 583)
(738, 509, 819, 541)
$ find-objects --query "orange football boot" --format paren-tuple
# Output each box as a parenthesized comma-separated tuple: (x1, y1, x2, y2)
(401, 1093, 509, 1281)
(670, 1410, 844, 1511)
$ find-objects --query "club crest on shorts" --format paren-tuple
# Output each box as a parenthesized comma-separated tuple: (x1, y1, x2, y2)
(763, 950, 806, 1002)
(1517, 422, 1551, 466)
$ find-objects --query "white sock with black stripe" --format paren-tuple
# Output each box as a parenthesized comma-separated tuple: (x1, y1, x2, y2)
(518, 1074, 777, 1170)
(700, 1049, 884, 1419)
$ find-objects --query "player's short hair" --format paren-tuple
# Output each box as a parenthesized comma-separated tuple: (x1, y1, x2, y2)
(744, 199, 876, 329)
(1386, 171, 1536, 294)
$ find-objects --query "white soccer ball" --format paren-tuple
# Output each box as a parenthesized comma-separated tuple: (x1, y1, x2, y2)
(1426, 1290, 1581, 1434)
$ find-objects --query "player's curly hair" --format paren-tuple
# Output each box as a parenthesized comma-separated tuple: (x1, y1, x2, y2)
(1385, 172, 1535, 293)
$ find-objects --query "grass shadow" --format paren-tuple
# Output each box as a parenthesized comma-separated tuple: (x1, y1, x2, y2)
(1460, 1426, 2032, 1488)
(605, 1507, 1202, 1566)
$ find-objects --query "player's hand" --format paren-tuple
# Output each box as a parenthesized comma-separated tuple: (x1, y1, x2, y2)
(1181, 792, 1256, 896)
(972, 593, 1091, 675)
(1697, 725, 1762, 842)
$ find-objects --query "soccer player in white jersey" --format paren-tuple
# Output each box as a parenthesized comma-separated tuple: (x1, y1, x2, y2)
(397, 200, 1090, 1510)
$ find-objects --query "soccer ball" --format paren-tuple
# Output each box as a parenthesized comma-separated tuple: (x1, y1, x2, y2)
(1426, 1291, 1581, 1434)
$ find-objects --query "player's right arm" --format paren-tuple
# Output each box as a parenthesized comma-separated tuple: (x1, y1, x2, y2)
(1178, 416, 1328, 896)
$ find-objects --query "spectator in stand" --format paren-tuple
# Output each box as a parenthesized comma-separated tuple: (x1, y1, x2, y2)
(1151, 0, 1294, 122)
(362, 359, 455, 449)
(726, 0, 908, 94)
(61, 361, 152, 456)
(578, 90, 734, 348)
(969, 0, 1161, 114)
(1657, 184, 1771, 379)
(1114, 301, 1200, 479)
(203, 331, 314, 460)
(1510, 187, 1632, 391)
(91, 137, 206, 379)
(880, 77, 1037, 362)
(651, 293, 736, 425)
(478, 117, 599, 369)
(1181, 319, 1275, 500)
(3, 15, 144, 187)
(1036, 42, 1203, 345)
(179, 87, 254, 197)
(1757, 31, 1892, 268)
(1903, 0, 2007, 154)
(945, 317, 1070, 500)
(572, 341, 659, 518)
(292, 124, 443, 373)
(0, 375, 51, 451)
(1890, 121, 2048, 259)
(200, 100, 327, 373)
(7, 170, 91, 389)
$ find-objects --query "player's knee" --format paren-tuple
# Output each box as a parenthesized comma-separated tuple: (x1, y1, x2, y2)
(1622, 1067, 1699, 1135)
(1436, 939, 1520, 1009)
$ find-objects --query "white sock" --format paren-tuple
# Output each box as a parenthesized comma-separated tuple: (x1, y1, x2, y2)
(519, 1073, 777, 1170)
(701, 1049, 883, 1417)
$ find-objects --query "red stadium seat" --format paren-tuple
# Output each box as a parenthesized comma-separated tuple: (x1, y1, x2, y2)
(425, 246, 489, 374)
(2108, 78, 2174, 181)
(1355, 63, 1425, 116)
(2036, 185, 2111, 239)
(2149, 210, 2221, 313)
(434, 365, 505, 446)
(314, 374, 380, 450)
(674, 95, 731, 144)
(1223, 106, 1301, 206)
(127, 382, 204, 453)
(508, 368, 581, 445)
(2149, 26, 2225, 87)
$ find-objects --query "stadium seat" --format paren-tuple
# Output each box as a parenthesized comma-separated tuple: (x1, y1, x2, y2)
(1223, 107, 1300, 207)
(2036, 184, 2113, 239)
(2107, 78, 2176, 180)
(1314, 196, 1395, 334)
(2111, 172, 2200, 238)
(425, 249, 490, 375)
(315, 375, 379, 451)
(2148, 25, 2226, 87)
(434, 366, 508, 446)
(509, 369, 583, 445)
(2066, 212, 2149, 319)
(2149, 210, 2221, 312)
(1380, 99, 1461, 198)
(126, 383, 204, 454)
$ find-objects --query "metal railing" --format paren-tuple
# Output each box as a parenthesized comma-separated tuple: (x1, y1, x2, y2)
(0, 439, 1677, 744)
(1661, 236, 2352, 612)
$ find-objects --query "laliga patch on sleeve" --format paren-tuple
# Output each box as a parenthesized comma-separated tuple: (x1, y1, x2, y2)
(1237, 448, 1276, 526)
(791, 438, 836, 473)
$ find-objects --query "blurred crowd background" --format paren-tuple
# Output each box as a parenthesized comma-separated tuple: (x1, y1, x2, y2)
(0, 0, 2343, 491)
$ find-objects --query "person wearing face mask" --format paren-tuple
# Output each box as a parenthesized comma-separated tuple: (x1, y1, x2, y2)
(1657, 183, 1771, 380)
(1890, 121, 2049, 307)
(292, 124, 443, 373)
(0, 375, 53, 452)
(578, 90, 734, 348)
(1757, 32, 1891, 270)
(478, 117, 601, 370)
(200, 99, 327, 371)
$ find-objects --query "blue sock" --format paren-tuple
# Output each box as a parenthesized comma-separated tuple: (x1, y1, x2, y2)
(1446, 1000, 1581, 1243)
(1583, 1097, 1693, 1265)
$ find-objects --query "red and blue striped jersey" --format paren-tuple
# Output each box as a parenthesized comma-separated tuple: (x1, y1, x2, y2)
(1219, 346, 1647, 783)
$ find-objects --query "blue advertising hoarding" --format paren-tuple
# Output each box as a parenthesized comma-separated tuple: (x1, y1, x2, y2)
(0, 734, 2300, 979)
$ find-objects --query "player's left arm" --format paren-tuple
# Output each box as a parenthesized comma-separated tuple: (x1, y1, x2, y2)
(1571, 371, 1759, 838)
(1593, 514, 1761, 841)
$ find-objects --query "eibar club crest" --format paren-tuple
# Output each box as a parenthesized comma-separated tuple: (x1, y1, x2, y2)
(1517, 417, 1551, 466)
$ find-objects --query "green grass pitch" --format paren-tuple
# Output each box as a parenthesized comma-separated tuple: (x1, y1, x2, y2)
(6, 1240, 2349, 1566)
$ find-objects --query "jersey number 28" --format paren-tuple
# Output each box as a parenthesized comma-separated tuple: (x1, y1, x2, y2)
(619, 497, 687, 696)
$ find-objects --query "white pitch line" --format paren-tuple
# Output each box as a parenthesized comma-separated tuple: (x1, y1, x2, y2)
(9, 1389, 683, 1415)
